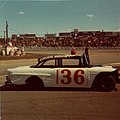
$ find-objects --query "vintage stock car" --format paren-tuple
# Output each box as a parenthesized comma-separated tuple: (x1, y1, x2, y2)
(5, 54, 119, 91)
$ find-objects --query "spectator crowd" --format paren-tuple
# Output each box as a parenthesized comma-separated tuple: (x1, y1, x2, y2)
(0, 30, 120, 48)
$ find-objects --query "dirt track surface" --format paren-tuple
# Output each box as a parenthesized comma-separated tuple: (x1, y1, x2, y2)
(0, 49, 120, 120)
(1, 90, 120, 120)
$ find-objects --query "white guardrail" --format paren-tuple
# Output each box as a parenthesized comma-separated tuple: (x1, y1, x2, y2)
(22, 46, 120, 51)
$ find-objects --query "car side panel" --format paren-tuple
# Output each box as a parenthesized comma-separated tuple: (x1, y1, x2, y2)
(9, 67, 90, 88)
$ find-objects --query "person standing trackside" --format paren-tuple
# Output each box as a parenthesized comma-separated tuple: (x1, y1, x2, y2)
(82, 48, 90, 67)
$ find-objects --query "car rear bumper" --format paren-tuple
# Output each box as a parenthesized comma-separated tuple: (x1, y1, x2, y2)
(5, 76, 12, 84)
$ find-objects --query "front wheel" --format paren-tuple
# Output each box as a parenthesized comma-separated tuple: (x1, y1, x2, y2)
(93, 75, 116, 91)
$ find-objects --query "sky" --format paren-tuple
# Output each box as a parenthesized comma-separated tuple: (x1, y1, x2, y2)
(0, 0, 120, 37)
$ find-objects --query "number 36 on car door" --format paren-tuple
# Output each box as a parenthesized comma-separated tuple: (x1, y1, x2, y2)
(56, 68, 88, 87)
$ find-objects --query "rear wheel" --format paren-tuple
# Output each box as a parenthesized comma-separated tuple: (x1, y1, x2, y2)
(93, 75, 116, 91)
(26, 76, 44, 90)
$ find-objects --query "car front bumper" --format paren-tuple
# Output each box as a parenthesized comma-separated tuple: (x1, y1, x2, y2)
(112, 69, 120, 83)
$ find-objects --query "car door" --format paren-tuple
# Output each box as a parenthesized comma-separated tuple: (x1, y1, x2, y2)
(55, 58, 89, 88)
(35, 58, 58, 87)
(55, 68, 88, 87)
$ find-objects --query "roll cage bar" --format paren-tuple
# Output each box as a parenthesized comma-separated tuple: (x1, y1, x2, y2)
(34, 55, 84, 68)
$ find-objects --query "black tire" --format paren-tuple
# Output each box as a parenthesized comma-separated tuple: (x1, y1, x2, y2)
(26, 76, 44, 90)
(93, 75, 116, 91)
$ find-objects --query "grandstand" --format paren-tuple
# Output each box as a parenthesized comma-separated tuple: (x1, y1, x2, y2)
(0, 29, 120, 49)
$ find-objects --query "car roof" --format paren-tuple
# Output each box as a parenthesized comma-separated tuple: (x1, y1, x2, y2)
(38, 54, 82, 62)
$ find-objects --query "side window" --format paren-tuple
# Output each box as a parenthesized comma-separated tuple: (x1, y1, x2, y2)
(62, 59, 81, 67)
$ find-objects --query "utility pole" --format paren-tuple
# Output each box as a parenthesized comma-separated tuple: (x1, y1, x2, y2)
(4, 31, 6, 45)
(6, 20, 8, 44)
(4, 20, 8, 55)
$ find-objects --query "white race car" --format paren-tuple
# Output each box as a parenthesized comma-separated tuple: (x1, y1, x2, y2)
(5, 54, 119, 91)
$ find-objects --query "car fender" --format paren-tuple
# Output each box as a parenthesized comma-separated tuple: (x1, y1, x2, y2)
(91, 71, 116, 87)
(87, 66, 116, 87)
